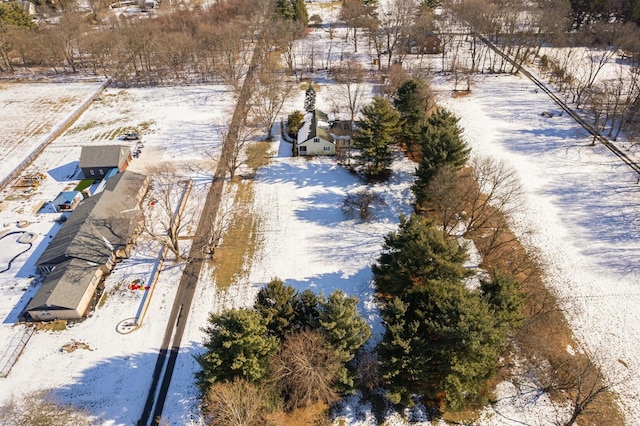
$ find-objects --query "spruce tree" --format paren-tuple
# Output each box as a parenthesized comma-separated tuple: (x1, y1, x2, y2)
(196, 309, 278, 391)
(318, 291, 372, 391)
(394, 78, 431, 155)
(372, 214, 470, 298)
(354, 96, 400, 179)
(413, 107, 470, 206)
(293, 289, 321, 330)
(480, 271, 525, 332)
(254, 278, 299, 339)
(374, 214, 511, 411)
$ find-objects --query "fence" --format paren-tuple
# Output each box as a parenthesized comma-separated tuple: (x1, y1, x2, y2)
(0, 326, 35, 378)
(0, 79, 111, 191)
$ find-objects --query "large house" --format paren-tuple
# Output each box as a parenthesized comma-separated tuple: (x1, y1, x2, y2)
(26, 170, 148, 321)
(296, 110, 336, 156)
(79, 145, 132, 179)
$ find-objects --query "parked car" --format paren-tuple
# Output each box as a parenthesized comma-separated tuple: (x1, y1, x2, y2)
(122, 132, 140, 140)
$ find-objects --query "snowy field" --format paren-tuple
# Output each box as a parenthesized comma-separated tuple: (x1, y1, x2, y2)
(0, 80, 105, 186)
(0, 1, 640, 425)
(434, 73, 640, 424)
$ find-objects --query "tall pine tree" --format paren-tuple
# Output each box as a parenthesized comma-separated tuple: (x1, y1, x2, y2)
(394, 78, 431, 156)
(413, 107, 470, 207)
(374, 214, 516, 411)
(354, 96, 400, 180)
(318, 291, 372, 391)
(373, 214, 470, 298)
(196, 309, 278, 391)
(254, 278, 299, 339)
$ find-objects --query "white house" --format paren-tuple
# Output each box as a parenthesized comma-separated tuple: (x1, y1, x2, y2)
(296, 110, 336, 156)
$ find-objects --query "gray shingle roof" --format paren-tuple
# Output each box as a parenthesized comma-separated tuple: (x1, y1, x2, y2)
(37, 170, 146, 267)
(26, 258, 99, 312)
(79, 145, 131, 169)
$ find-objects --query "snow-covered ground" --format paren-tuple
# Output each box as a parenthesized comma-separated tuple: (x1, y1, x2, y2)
(1, 1, 640, 425)
(435, 72, 640, 424)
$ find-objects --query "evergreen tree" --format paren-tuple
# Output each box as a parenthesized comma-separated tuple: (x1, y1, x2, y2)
(374, 215, 512, 411)
(286, 110, 304, 139)
(0, 3, 36, 28)
(353, 96, 400, 179)
(304, 84, 316, 112)
(318, 291, 372, 391)
(254, 278, 299, 339)
(377, 278, 504, 410)
(413, 107, 470, 206)
(480, 271, 525, 332)
(293, 289, 321, 330)
(276, 0, 308, 23)
(196, 309, 278, 391)
(372, 214, 470, 298)
(394, 78, 431, 155)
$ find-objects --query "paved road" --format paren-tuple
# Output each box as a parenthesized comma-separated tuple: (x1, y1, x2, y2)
(136, 38, 261, 426)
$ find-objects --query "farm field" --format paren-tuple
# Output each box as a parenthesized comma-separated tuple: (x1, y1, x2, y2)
(0, 81, 106, 186)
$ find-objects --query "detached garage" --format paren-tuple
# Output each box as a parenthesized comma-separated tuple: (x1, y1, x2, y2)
(79, 145, 132, 179)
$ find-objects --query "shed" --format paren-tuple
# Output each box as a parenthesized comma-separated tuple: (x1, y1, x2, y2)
(52, 191, 82, 212)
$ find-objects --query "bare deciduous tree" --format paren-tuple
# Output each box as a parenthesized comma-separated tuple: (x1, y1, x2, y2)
(331, 56, 367, 125)
(250, 61, 293, 140)
(202, 378, 266, 426)
(269, 329, 341, 412)
(141, 163, 195, 261)
(425, 157, 524, 256)
(378, 0, 420, 68)
(219, 123, 259, 180)
(342, 189, 386, 221)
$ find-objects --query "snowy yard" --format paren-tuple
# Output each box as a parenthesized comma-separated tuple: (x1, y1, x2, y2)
(0, 1, 640, 425)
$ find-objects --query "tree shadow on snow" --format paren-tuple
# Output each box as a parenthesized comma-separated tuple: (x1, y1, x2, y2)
(50, 342, 203, 425)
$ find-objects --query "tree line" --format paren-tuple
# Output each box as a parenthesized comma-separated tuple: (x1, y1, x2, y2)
(196, 279, 371, 424)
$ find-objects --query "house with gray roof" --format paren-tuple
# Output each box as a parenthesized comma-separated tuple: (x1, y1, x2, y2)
(27, 170, 148, 321)
(79, 145, 132, 179)
(26, 259, 105, 321)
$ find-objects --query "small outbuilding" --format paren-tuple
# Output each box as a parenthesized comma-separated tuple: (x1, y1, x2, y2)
(52, 191, 82, 212)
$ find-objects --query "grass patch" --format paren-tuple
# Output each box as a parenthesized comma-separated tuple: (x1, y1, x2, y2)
(211, 181, 262, 289)
(74, 179, 95, 191)
(138, 120, 155, 132)
(35, 319, 67, 331)
(245, 141, 273, 172)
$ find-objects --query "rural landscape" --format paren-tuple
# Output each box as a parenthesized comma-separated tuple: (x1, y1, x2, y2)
(1, 0, 640, 425)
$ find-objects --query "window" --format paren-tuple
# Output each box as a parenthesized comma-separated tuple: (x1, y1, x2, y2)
(90, 170, 95, 176)
(99, 169, 104, 175)
(314, 138, 320, 143)
(323, 146, 331, 151)
(299, 146, 307, 152)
